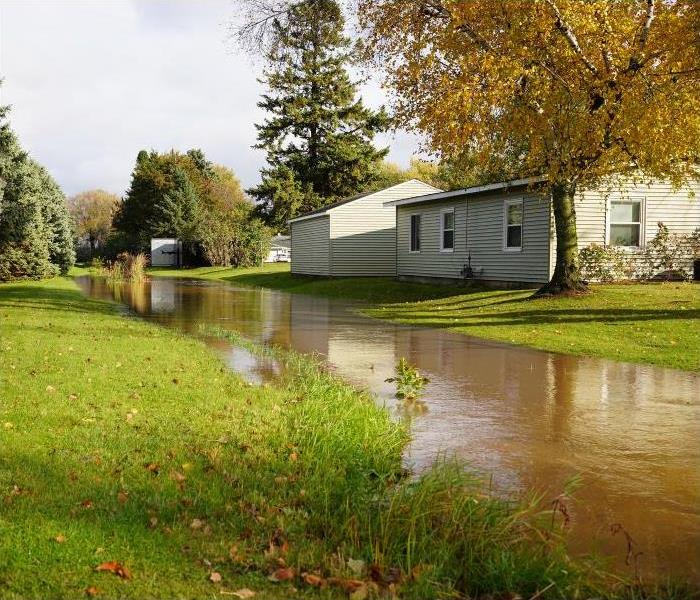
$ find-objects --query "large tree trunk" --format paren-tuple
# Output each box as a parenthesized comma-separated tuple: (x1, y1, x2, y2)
(537, 182, 587, 295)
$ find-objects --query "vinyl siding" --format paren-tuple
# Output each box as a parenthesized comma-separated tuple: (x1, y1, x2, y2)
(468, 191, 551, 283)
(290, 216, 330, 276)
(549, 179, 700, 277)
(397, 190, 551, 283)
(396, 198, 468, 279)
(329, 180, 440, 276)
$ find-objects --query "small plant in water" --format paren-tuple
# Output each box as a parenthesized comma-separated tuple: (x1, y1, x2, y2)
(103, 252, 148, 282)
(385, 357, 429, 400)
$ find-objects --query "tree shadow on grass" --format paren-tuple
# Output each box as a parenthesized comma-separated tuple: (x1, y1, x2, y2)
(377, 306, 700, 327)
(0, 284, 116, 317)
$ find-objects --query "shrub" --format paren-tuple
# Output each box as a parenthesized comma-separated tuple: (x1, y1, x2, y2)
(579, 244, 632, 282)
(641, 222, 697, 280)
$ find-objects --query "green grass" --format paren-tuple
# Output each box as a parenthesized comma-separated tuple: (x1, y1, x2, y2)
(142, 264, 700, 371)
(4, 276, 694, 599)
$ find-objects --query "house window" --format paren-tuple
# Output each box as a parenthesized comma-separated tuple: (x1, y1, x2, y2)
(504, 198, 523, 251)
(410, 214, 421, 252)
(440, 209, 455, 252)
(609, 200, 643, 247)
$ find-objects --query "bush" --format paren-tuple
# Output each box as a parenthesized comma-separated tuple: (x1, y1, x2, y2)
(579, 244, 632, 282)
(640, 222, 697, 280)
(580, 224, 700, 282)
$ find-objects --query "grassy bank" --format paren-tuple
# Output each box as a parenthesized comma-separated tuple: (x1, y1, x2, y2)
(5, 276, 694, 598)
(145, 265, 700, 371)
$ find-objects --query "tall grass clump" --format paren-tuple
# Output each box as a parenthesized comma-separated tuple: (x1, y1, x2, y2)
(102, 251, 148, 282)
(202, 326, 619, 599)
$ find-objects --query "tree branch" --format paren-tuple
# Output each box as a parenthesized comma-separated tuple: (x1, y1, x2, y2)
(627, 0, 656, 71)
(544, 0, 599, 76)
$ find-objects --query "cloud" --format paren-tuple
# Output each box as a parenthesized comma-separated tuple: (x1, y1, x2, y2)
(0, 0, 422, 197)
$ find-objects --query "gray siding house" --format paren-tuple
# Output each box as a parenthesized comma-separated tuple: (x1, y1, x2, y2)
(289, 179, 440, 277)
(388, 177, 700, 286)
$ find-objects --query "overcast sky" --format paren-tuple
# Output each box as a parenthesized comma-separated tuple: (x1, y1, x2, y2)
(0, 0, 421, 197)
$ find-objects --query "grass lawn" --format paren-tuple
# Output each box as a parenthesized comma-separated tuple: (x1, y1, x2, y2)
(146, 264, 700, 371)
(2, 276, 640, 600)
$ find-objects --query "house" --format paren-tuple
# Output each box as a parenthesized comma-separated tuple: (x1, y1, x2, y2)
(288, 179, 441, 277)
(150, 238, 182, 267)
(265, 235, 291, 263)
(385, 177, 700, 286)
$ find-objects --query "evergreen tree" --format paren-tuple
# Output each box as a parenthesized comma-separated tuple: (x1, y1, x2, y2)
(248, 0, 389, 230)
(113, 149, 212, 253)
(0, 102, 74, 281)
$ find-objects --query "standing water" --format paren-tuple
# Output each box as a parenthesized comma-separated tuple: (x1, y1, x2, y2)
(76, 276, 700, 582)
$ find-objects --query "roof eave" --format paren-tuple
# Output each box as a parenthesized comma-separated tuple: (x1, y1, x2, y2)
(384, 176, 547, 208)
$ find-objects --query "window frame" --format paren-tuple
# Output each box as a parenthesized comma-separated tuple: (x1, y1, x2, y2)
(409, 213, 421, 253)
(503, 197, 524, 252)
(606, 198, 645, 249)
(439, 207, 455, 253)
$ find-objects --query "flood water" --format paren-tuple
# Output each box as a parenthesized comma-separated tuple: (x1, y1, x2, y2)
(76, 276, 700, 582)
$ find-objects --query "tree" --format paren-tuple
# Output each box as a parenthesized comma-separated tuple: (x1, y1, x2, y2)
(372, 156, 519, 192)
(0, 101, 74, 281)
(113, 149, 213, 253)
(199, 165, 270, 266)
(240, 0, 389, 228)
(359, 0, 700, 293)
(113, 150, 268, 267)
(68, 189, 119, 255)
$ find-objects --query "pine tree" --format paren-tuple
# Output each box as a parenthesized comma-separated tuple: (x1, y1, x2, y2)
(0, 101, 75, 281)
(248, 0, 389, 230)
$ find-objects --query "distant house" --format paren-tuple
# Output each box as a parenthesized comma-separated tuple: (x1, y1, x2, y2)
(266, 235, 291, 262)
(288, 180, 441, 277)
(386, 177, 700, 286)
(150, 238, 182, 267)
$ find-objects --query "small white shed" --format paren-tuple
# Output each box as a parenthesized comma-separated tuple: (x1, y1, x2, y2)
(288, 180, 441, 277)
(150, 238, 182, 267)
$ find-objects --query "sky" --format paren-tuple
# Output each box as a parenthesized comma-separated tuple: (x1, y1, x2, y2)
(0, 0, 422, 197)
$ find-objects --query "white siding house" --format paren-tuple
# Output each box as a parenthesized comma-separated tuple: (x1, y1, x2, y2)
(289, 180, 441, 277)
(389, 177, 700, 286)
(265, 235, 291, 263)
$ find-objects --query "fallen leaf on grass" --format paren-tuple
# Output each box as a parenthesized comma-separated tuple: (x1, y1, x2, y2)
(53, 534, 66, 543)
(81, 499, 94, 509)
(327, 577, 365, 593)
(46, 385, 56, 393)
(302, 573, 324, 587)
(117, 490, 128, 504)
(268, 567, 295, 582)
(95, 561, 131, 579)
(145, 462, 160, 475)
(209, 571, 222, 583)
(190, 518, 204, 530)
(170, 470, 186, 483)
(232, 589, 256, 599)
(85, 586, 99, 596)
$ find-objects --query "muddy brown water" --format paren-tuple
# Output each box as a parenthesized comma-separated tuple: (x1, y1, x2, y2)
(76, 276, 700, 582)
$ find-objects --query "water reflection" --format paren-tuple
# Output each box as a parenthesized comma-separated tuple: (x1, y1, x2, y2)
(76, 276, 700, 581)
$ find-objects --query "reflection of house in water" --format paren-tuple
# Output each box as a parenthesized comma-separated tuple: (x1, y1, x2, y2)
(287, 294, 331, 356)
(150, 279, 177, 313)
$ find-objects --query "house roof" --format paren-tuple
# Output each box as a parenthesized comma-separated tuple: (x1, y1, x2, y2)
(287, 179, 442, 223)
(270, 235, 291, 249)
(383, 176, 547, 208)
